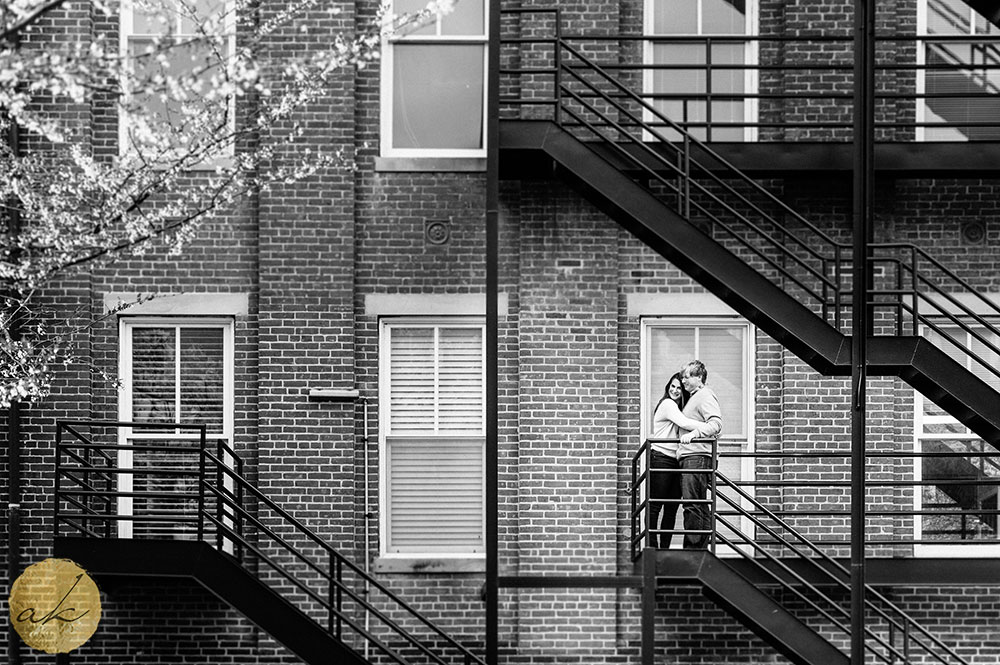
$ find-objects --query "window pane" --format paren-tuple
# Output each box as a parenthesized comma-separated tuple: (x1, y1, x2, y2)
(926, 0, 971, 35)
(925, 44, 1000, 141)
(389, 328, 436, 433)
(442, 0, 484, 36)
(131, 327, 177, 426)
(130, 39, 227, 132)
(699, 327, 745, 438)
(132, 0, 177, 35)
(703, 0, 745, 35)
(387, 437, 483, 553)
(395, 0, 436, 36)
(179, 328, 225, 430)
(178, 0, 226, 34)
(438, 328, 484, 432)
(647, 328, 696, 433)
(392, 44, 484, 150)
(652, 0, 697, 34)
(969, 328, 1000, 390)
(921, 438, 1000, 541)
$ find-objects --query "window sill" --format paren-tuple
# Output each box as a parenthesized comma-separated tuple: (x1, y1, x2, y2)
(374, 156, 486, 173)
(373, 556, 485, 574)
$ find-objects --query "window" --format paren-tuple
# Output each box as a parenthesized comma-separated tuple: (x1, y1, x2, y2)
(379, 319, 485, 557)
(644, 0, 757, 142)
(118, 318, 234, 539)
(381, 0, 488, 157)
(641, 318, 755, 551)
(914, 324, 1000, 555)
(917, 0, 1000, 141)
(120, 0, 236, 156)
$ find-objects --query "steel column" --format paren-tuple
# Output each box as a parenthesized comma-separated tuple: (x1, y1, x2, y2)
(486, 0, 501, 663)
(851, 0, 876, 663)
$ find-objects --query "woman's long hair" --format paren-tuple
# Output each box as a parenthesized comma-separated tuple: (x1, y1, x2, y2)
(653, 371, 690, 416)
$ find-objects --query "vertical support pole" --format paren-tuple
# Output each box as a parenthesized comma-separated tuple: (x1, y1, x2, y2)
(710, 438, 718, 556)
(640, 549, 656, 665)
(645, 439, 653, 550)
(851, 0, 875, 663)
(486, 1, 501, 664)
(215, 439, 223, 551)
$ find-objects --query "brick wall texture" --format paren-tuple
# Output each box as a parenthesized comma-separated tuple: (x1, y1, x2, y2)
(3, 0, 1000, 663)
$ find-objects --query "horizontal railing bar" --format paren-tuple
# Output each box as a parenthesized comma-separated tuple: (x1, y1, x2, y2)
(61, 489, 201, 501)
(57, 441, 203, 452)
(59, 466, 200, 476)
(56, 513, 200, 523)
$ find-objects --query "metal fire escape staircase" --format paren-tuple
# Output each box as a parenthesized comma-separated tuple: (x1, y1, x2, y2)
(497, 12, 1000, 448)
(53, 422, 486, 665)
(501, 8, 995, 665)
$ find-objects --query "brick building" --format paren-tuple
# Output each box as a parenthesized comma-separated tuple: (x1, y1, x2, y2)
(3, 0, 1000, 663)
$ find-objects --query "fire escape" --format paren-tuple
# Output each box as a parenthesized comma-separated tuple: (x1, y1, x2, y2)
(51, 2, 1000, 665)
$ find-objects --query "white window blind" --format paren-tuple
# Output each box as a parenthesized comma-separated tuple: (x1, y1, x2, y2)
(383, 322, 485, 555)
(919, 0, 1000, 141)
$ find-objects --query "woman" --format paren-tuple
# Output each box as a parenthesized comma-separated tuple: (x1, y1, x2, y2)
(647, 372, 703, 548)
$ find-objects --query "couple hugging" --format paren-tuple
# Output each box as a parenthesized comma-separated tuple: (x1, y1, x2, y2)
(648, 359, 723, 550)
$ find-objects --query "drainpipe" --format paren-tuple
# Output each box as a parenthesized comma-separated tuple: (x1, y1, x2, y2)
(361, 396, 372, 661)
(5, 84, 23, 665)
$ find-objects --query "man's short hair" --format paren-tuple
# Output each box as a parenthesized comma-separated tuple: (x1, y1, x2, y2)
(683, 360, 708, 383)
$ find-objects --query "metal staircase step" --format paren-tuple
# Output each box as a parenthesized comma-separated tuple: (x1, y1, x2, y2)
(650, 551, 849, 665)
(55, 537, 368, 665)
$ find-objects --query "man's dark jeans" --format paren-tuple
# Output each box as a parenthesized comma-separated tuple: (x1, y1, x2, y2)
(649, 450, 681, 549)
(680, 454, 712, 549)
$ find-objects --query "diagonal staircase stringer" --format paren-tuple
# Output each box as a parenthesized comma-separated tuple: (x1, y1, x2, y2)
(501, 120, 1000, 446)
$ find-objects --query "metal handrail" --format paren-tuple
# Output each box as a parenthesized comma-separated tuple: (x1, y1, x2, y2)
(630, 437, 978, 664)
(501, 8, 1000, 396)
(715, 473, 968, 665)
(53, 421, 486, 665)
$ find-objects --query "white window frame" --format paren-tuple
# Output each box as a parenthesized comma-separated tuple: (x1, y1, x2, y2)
(913, 322, 1000, 557)
(639, 316, 756, 554)
(380, 1, 489, 158)
(119, 0, 237, 159)
(642, 0, 759, 142)
(378, 317, 486, 561)
(117, 316, 235, 539)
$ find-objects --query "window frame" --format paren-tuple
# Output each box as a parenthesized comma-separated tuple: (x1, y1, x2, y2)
(119, 0, 238, 160)
(377, 317, 487, 563)
(639, 316, 756, 553)
(642, 0, 759, 143)
(379, 0, 489, 159)
(913, 321, 1000, 557)
(117, 316, 235, 538)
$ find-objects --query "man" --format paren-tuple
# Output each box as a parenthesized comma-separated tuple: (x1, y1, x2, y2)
(677, 360, 723, 549)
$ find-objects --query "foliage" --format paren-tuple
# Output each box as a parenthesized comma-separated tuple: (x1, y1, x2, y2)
(0, 0, 453, 407)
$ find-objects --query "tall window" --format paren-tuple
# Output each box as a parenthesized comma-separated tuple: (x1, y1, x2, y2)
(644, 0, 757, 142)
(118, 318, 234, 538)
(914, 324, 1000, 555)
(379, 319, 485, 557)
(642, 318, 755, 550)
(918, 0, 1000, 141)
(120, 0, 235, 155)
(381, 0, 488, 157)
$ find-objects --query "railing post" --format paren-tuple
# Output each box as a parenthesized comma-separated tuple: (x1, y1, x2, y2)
(705, 37, 713, 143)
(896, 252, 904, 336)
(197, 428, 206, 544)
(710, 438, 718, 556)
(631, 446, 638, 560)
(215, 439, 224, 551)
(235, 457, 244, 562)
(911, 246, 918, 335)
(644, 438, 653, 551)
(683, 133, 691, 219)
(336, 554, 344, 640)
(553, 8, 562, 127)
(53, 423, 63, 539)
